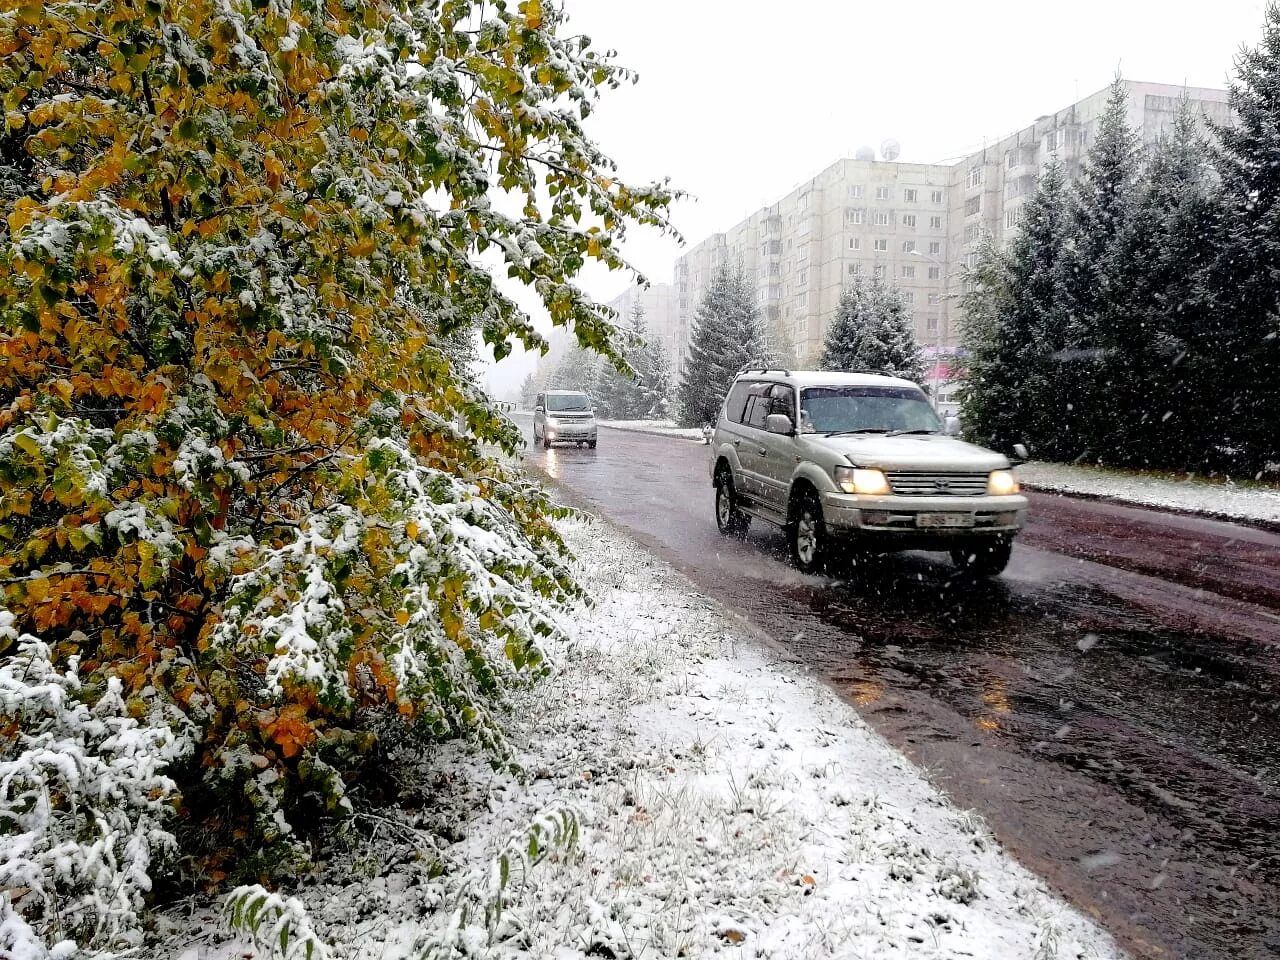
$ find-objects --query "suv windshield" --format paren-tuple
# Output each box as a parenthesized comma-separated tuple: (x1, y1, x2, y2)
(799, 386, 941, 435)
(546, 393, 592, 412)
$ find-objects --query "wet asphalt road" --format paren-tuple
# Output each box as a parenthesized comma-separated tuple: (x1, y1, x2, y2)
(518, 416, 1280, 960)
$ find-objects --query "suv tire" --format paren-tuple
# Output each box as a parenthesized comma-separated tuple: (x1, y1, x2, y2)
(951, 538, 1013, 577)
(542, 433, 551, 450)
(714, 467, 749, 538)
(788, 489, 829, 574)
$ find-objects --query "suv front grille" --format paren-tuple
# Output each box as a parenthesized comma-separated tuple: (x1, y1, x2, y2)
(885, 471, 989, 497)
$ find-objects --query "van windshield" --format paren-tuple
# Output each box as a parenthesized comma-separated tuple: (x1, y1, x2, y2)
(800, 386, 940, 435)
(546, 393, 591, 412)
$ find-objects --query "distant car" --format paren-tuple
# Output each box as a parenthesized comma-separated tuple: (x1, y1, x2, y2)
(709, 369, 1028, 575)
(533, 390, 598, 449)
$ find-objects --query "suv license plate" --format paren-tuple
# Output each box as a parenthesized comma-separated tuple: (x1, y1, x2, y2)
(917, 513, 974, 528)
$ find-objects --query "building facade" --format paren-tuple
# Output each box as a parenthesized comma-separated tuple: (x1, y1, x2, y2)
(673, 80, 1233, 376)
(605, 282, 679, 371)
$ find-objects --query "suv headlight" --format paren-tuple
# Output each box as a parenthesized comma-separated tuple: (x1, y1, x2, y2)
(987, 469, 1020, 495)
(834, 466, 891, 495)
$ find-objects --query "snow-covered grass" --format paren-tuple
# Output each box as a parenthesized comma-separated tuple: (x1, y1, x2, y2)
(157, 518, 1122, 960)
(597, 419, 706, 441)
(1019, 460, 1280, 526)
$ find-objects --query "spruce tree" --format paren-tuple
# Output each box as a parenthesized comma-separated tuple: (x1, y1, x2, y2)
(677, 264, 766, 426)
(959, 162, 1074, 457)
(1211, 1, 1280, 474)
(1118, 100, 1222, 467)
(1060, 76, 1143, 460)
(819, 276, 927, 383)
(629, 302, 673, 419)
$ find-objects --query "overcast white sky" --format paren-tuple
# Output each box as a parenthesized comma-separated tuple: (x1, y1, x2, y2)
(481, 0, 1271, 398)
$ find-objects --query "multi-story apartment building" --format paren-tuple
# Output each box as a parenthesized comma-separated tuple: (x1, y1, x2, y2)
(674, 80, 1232, 376)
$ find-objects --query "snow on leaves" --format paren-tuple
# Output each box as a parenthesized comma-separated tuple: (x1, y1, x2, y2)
(0, 0, 671, 952)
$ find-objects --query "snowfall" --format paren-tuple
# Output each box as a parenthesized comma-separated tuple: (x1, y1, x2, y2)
(160, 518, 1122, 960)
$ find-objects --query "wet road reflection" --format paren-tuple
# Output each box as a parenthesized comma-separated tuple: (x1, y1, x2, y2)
(521, 420, 1280, 960)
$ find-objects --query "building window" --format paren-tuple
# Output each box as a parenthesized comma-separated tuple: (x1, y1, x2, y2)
(797, 268, 808, 285)
(848, 262, 863, 276)
(964, 195, 981, 217)
(847, 208, 865, 224)
(964, 223, 982, 242)
(901, 240, 916, 253)
(930, 215, 943, 229)
(796, 291, 808, 308)
(874, 212, 890, 225)
(903, 291, 915, 304)
(875, 186, 891, 200)
(849, 184, 864, 198)
(966, 251, 979, 269)
(873, 264, 886, 277)
(848, 237, 861, 250)
(928, 266, 941, 280)
(797, 243, 810, 262)
(931, 190, 944, 204)
(928, 293, 941, 305)
(926, 315, 939, 333)
(1006, 150, 1018, 169)
(1006, 207, 1022, 228)
(966, 166, 984, 189)
(928, 241, 941, 255)
(902, 214, 917, 228)
(1046, 128, 1066, 152)
(874, 238, 889, 251)
(902, 265, 916, 279)
(903, 188, 918, 203)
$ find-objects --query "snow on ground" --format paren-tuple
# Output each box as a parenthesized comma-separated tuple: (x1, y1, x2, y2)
(161, 518, 1122, 960)
(1019, 461, 1280, 526)
(597, 419, 706, 441)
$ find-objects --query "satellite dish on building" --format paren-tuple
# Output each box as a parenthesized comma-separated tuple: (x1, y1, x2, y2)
(880, 139, 901, 161)
(855, 145, 875, 162)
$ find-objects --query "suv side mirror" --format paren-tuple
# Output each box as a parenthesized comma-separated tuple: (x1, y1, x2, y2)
(534, 405, 544, 413)
(765, 413, 794, 435)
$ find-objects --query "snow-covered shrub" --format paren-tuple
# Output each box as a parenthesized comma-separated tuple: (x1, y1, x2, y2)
(416, 805, 582, 958)
(224, 885, 333, 960)
(0, 616, 193, 953)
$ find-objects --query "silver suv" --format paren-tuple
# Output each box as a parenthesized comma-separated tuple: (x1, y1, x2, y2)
(709, 370, 1028, 576)
(533, 390, 598, 449)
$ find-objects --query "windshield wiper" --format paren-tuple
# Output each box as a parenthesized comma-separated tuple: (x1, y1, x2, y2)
(885, 428, 940, 437)
(824, 428, 890, 437)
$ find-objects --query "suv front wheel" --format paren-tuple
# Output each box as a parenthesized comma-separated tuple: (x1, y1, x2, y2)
(714, 467, 749, 538)
(951, 538, 1013, 577)
(788, 489, 830, 574)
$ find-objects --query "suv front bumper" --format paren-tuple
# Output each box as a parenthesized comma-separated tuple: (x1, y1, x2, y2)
(820, 490, 1028, 543)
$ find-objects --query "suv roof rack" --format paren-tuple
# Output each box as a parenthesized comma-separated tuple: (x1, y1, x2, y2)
(737, 363, 791, 376)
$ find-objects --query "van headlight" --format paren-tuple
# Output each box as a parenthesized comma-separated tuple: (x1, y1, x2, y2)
(834, 466, 891, 495)
(987, 469, 1020, 495)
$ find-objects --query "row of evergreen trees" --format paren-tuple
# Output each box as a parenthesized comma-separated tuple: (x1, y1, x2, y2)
(961, 21, 1280, 476)
(523, 302, 673, 420)
(674, 263, 928, 426)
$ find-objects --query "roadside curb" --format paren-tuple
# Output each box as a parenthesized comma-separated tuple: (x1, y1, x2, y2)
(597, 423, 705, 443)
(1020, 481, 1280, 534)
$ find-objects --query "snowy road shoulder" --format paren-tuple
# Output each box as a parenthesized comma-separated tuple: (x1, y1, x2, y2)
(596, 418, 706, 441)
(1019, 461, 1280, 526)
(164, 517, 1123, 959)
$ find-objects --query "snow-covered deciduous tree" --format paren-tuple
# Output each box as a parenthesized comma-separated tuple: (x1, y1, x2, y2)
(677, 264, 766, 426)
(819, 276, 926, 383)
(0, 0, 674, 949)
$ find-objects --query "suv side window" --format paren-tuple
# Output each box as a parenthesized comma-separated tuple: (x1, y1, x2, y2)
(535, 393, 544, 409)
(768, 384, 796, 422)
(724, 381, 754, 423)
(743, 382, 776, 430)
